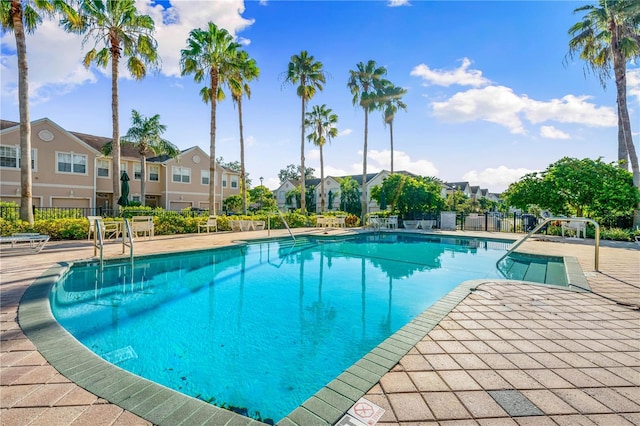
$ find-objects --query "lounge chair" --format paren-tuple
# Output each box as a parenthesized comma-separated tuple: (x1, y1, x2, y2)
(0, 233, 50, 253)
(87, 216, 102, 240)
(198, 215, 218, 233)
(130, 216, 154, 240)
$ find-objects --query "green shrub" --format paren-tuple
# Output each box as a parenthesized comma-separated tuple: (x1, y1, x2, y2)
(600, 227, 632, 241)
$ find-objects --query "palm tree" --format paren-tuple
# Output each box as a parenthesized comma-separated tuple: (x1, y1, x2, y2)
(63, 0, 158, 207)
(227, 50, 259, 215)
(121, 110, 179, 206)
(181, 22, 240, 212)
(1, 0, 75, 224)
(347, 60, 390, 222)
(305, 104, 338, 212)
(567, 0, 640, 226)
(283, 51, 326, 215)
(380, 82, 407, 174)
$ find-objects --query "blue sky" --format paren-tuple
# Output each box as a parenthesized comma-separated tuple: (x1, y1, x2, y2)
(1, 0, 638, 192)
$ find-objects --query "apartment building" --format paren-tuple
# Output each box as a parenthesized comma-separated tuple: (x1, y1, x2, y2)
(0, 118, 240, 213)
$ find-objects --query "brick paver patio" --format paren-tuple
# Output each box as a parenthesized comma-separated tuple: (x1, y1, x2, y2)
(1, 229, 638, 425)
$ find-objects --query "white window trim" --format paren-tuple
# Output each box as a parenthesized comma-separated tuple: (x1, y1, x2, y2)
(0, 145, 37, 171)
(201, 170, 210, 185)
(97, 159, 110, 179)
(172, 166, 191, 184)
(149, 165, 160, 182)
(55, 151, 88, 175)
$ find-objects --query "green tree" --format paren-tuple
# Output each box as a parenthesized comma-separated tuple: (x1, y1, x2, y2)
(348, 60, 390, 221)
(305, 104, 338, 212)
(380, 82, 407, 174)
(223, 194, 242, 213)
(371, 174, 444, 219)
(249, 185, 276, 211)
(567, 0, 640, 226)
(180, 22, 240, 212)
(339, 176, 362, 215)
(278, 164, 316, 183)
(64, 0, 159, 204)
(120, 110, 179, 206)
(1, 0, 75, 224)
(227, 50, 259, 215)
(503, 157, 639, 222)
(283, 51, 326, 215)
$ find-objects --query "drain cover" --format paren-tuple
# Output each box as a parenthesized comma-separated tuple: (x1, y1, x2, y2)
(488, 390, 543, 417)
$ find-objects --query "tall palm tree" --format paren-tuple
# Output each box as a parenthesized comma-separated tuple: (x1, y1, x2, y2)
(380, 82, 407, 174)
(63, 0, 158, 206)
(567, 0, 640, 226)
(1, 0, 75, 224)
(121, 110, 179, 206)
(181, 22, 240, 212)
(305, 104, 338, 212)
(348, 60, 390, 221)
(227, 50, 259, 215)
(283, 51, 326, 215)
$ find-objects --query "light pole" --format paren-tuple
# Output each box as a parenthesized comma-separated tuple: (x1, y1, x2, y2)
(259, 177, 264, 210)
(259, 176, 264, 187)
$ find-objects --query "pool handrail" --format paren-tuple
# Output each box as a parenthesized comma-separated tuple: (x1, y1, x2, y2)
(497, 217, 600, 271)
(268, 210, 296, 242)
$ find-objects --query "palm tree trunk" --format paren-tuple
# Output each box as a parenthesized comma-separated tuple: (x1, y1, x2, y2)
(612, 35, 639, 228)
(209, 69, 218, 212)
(320, 145, 325, 212)
(389, 120, 394, 174)
(140, 155, 147, 206)
(361, 107, 369, 223)
(238, 97, 246, 215)
(111, 54, 121, 207)
(300, 95, 306, 214)
(617, 108, 629, 170)
(11, 0, 33, 225)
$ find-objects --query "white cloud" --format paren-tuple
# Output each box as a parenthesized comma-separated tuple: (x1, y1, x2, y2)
(431, 85, 617, 134)
(1, 20, 96, 105)
(626, 68, 639, 103)
(539, 125, 570, 140)
(368, 149, 439, 176)
(245, 135, 256, 148)
(388, 0, 411, 7)
(462, 166, 534, 193)
(431, 85, 527, 134)
(307, 148, 320, 160)
(410, 57, 490, 88)
(339, 128, 353, 137)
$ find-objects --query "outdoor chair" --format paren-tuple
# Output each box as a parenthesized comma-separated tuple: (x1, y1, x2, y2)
(96, 218, 121, 240)
(130, 216, 154, 240)
(0, 233, 50, 254)
(87, 216, 102, 240)
(561, 219, 586, 239)
(198, 215, 218, 233)
(334, 215, 346, 228)
(387, 216, 398, 229)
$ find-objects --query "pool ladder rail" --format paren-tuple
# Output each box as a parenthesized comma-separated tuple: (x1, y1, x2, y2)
(496, 217, 600, 273)
(93, 218, 134, 271)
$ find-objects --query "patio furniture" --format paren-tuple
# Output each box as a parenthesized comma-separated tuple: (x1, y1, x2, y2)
(562, 220, 586, 239)
(130, 216, 154, 240)
(403, 220, 419, 230)
(316, 215, 328, 227)
(0, 233, 50, 253)
(198, 215, 218, 233)
(334, 215, 346, 228)
(368, 215, 381, 230)
(251, 220, 265, 231)
(420, 220, 436, 230)
(87, 216, 102, 240)
(386, 215, 398, 229)
(96, 218, 121, 240)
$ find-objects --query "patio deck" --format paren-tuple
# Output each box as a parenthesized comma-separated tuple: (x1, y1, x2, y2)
(1, 228, 638, 425)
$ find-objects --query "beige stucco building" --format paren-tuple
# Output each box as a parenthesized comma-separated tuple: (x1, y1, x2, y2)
(0, 118, 240, 213)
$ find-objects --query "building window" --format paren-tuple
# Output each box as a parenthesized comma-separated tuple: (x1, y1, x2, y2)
(132, 195, 140, 202)
(201, 170, 210, 185)
(57, 152, 87, 174)
(149, 165, 159, 181)
(97, 159, 110, 177)
(0, 146, 36, 169)
(230, 176, 239, 188)
(222, 176, 227, 188)
(172, 166, 190, 183)
(134, 163, 142, 180)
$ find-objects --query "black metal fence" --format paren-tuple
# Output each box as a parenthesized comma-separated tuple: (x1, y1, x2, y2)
(0, 206, 208, 221)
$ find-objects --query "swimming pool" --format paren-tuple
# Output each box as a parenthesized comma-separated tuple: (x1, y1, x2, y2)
(49, 233, 557, 422)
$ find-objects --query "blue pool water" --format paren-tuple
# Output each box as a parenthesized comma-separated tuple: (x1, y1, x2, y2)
(51, 234, 515, 421)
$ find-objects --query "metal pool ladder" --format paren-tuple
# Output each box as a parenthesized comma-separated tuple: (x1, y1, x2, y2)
(268, 210, 296, 242)
(496, 217, 600, 271)
(93, 218, 134, 271)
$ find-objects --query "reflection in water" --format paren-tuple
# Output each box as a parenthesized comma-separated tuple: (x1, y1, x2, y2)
(51, 234, 508, 422)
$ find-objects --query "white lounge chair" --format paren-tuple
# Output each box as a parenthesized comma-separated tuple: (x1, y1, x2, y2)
(0, 233, 50, 253)
(130, 216, 154, 240)
(198, 215, 218, 233)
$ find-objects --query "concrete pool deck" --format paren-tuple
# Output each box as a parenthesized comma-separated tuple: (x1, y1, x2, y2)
(1, 228, 638, 425)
